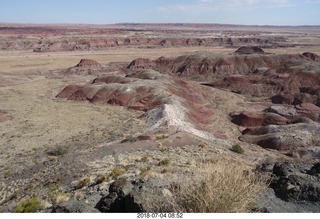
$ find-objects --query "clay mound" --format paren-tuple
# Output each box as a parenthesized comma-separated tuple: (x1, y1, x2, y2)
(230, 112, 289, 127)
(57, 71, 218, 140)
(265, 105, 298, 118)
(235, 46, 265, 54)
(240, 123, 320, 154)
(93, 75, 135, 84)
(127, 53, 315, 81)
(232, 102, 320, 157)
(126, 69, 165, 80)
(295, 103, 320, 121)
(76, 59, 101, 67)
(127, 58, 153, 69)
(302, 52, 320, 61)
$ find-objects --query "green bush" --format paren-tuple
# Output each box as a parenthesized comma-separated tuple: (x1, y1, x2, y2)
(16, 196, 44, 213)
(231, 144, 244, 154)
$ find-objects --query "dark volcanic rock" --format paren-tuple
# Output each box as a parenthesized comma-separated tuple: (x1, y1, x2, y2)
(95, 178, 143, 212)
(52, 198, 100, 213)
(307, 162, 320, 176)
(271, 162, 320, 203)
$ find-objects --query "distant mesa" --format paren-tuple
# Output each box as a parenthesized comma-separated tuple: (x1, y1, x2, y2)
(75, 59, 101, 67)
(235, 46, 265, 54)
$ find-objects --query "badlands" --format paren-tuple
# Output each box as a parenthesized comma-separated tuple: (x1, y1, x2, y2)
(0, 23, 320, 212)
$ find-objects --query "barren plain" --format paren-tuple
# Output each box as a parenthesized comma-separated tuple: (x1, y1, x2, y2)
(0, 23, 320, 213)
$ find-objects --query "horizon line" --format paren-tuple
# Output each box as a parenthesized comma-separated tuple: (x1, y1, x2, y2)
(0, 22, 320, 28)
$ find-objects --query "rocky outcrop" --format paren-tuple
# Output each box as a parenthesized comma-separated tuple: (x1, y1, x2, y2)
(95, 178, 143, 212)
(256, 161, 320, 212)
(52, 199, 100, 213)
(271, 162, 320, 202)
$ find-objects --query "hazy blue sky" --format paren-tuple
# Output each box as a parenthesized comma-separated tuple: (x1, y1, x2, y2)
(0, 0, 319, 25)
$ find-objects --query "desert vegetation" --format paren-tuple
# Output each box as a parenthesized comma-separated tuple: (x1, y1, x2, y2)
(142, 158, 267, 213)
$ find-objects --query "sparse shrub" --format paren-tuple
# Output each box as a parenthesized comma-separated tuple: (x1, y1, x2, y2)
(3, 170, 10, 179)
(74, 177, 90, 190)
(123, 165, 132, 171)
(198, 143, 206, 149)
(94, 175, 106, 185)
(120, 136, 136, 143)
(139, 166, 151, 175)
(142, 158, 267, 213)
(231, 144, 244, 154)
(54, 193, 70, 205)
(140, 156, 149, 163)
(159, 159, 170, 166)
(47, 145, 68, 156)
(110, 167, 124, 179)
(135, 156, 149, 163)
(160, 169, 168, 174)
(156, 134, 169, 140)
(16, 196, 44, 213)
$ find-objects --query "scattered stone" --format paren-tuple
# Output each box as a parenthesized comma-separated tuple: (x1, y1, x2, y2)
(52, 198, 100, 213)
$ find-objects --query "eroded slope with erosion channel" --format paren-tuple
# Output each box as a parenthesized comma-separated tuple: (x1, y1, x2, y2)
(1, 47, 320, 213)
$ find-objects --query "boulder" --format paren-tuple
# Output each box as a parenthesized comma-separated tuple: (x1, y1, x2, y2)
(95, 178, 143, 212)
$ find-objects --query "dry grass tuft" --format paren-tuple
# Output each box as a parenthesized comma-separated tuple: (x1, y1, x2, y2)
(54, 193, 70, 205)
(143, 158, 267, 213)
(73, 177, 91, 190)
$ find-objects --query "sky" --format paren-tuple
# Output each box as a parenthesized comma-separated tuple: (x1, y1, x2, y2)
(0, 0, 319, 26)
